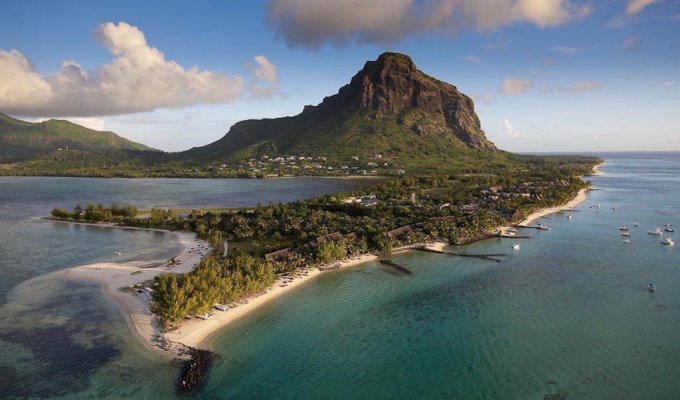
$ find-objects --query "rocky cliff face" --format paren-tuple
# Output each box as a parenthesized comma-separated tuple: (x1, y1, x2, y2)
(306, 52, 495, 150)
(183, 52, 497, 167)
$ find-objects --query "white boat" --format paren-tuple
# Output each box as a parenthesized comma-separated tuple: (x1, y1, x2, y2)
(612, 205, 617, 210)
(619, 226, 627, 231)
(623, 239, 631, 244)
(213, 303, 229, 311)
(665, 228, 674, 233)
(512, 244, 520, 250)
(113, 251, 122, 255)
(633, 222, 640, 227)
(661, 237, 674, 246)
(621, 232, 631, 237)
(648, 283, 656, 292)
(567, 214, 573, 219)
(648, 228, 663, 236)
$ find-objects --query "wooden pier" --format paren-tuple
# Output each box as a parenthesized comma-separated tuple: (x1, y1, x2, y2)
(379, 259, 413, 274)
(499, 234, 532, 239)
(415, 247, 506, 263)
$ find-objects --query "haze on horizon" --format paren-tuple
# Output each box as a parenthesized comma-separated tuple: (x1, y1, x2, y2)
(1, 0, 678, 153)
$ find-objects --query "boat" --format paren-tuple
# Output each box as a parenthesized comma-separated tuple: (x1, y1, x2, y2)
(648, 283, 656, 292)
(567, 214, 573, 219)
(633, 222, 640, 227)
(512, 244, 520, 250)
(621, 232, 631, 237)
(612, 205, 617, 210)
(622, 239, 631, 244)
(648, 228, 663, 236)
(619, 226, 628, 231)
(665, 228, 674, 233)
(213, 303, 229, 311)
(113, 251, 122, 255)
(660, 237, 674, 246)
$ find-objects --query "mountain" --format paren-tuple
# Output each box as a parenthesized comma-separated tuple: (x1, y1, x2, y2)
(181, 52, 498, 172)
(0, 113, 156, 163)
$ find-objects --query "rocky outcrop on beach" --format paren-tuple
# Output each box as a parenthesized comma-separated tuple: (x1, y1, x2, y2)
(177, 348, 215, 395)
(152, 333, 215, 395)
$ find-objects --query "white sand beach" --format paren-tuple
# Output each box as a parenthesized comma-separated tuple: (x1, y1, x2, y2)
(518, 187, 588, 226)
(46, 169, 592, 356)
(53, 230, 208, 353)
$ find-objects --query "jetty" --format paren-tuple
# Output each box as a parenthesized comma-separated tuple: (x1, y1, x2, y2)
(177, 348, 215, 395)
(515, 224, 550, 230)
(415, 247, 506, 263)
(499, 234, 532, 239)
(379, 259, 413, 274)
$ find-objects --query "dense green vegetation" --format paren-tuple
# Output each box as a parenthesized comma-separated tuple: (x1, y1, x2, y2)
(151, 253, 276, 325)
(51, 202, 138, 222)
(53, 156, 599, 326)
(0, 112, 156, 163)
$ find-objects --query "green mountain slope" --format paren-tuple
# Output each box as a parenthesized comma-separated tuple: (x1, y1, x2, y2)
(180, 52, 499, 173)
(0, 113, 156, 162)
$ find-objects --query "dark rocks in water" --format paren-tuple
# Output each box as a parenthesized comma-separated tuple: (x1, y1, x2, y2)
(544, 390, 568, 400)
(177, 348, 215, 396)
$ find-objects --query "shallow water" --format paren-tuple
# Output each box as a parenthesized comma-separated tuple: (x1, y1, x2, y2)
(0, 177, 376, 399)
(1, 156, 679, 399)
(201, 153, 680, 399)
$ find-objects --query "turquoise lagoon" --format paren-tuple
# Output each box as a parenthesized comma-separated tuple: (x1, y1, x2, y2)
(1, 155, 679, 399)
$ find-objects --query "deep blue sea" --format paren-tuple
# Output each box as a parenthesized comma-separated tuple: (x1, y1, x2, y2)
(1, 154, 679, 399)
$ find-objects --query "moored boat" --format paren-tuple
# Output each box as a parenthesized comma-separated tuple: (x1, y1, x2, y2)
(660, 237, 674, 246)
(512, 244, 520, 250)
(648, 283, 656, 292)
(622, 239, 631, 244)
(621, 232, 631, 237)
(648, 228, 663, 236)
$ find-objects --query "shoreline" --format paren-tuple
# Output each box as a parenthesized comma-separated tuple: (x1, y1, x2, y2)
(592, 161, 606, 176)
(165, 240, 448, 348)
(40, 168, 595, 356)
(45, 227, 208, 357)
(517, 187, 589, 227)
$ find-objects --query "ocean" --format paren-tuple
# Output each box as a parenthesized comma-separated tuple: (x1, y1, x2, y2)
(1, 154, 679, 399)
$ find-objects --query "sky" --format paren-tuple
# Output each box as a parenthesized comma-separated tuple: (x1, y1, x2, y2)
(0, 0, 678, 153)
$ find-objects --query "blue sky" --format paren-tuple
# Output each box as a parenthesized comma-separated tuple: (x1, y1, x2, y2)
(1, 0, 678, 152)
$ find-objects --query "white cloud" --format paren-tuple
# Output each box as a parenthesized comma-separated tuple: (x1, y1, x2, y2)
(499, 77, 534, 95)
(503, 117, 530, 140)
(248, 55, 279, 83)
(626, 0, 659, 16)
(543, 81, 603, 94)
(663, 81, 677, 86)
(246, 55, 283, 99)
(0, 22, 279, 117)
(267, 0, 591, 48)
